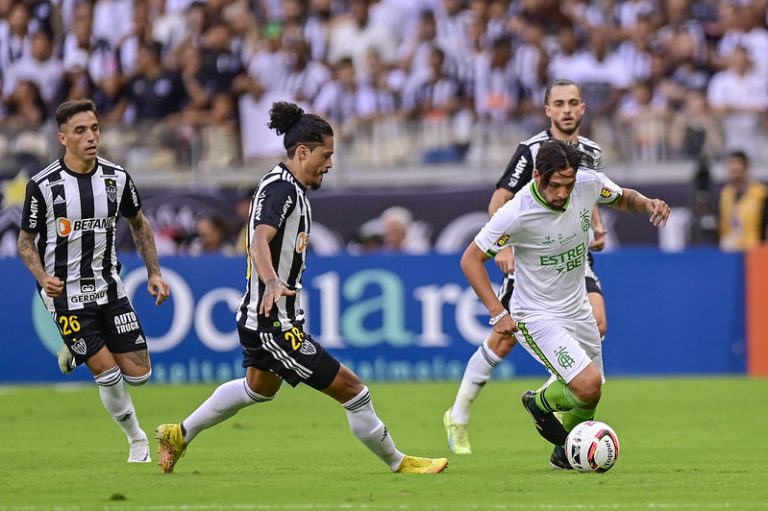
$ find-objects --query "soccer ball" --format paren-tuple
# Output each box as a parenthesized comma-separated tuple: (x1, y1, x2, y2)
(565, 420, 620, 472)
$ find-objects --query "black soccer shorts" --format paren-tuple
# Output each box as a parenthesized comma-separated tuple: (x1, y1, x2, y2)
(238, 324, 340, 391)
(54, 297, 149, 367)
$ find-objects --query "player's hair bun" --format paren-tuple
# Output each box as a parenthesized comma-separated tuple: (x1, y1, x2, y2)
(268, 102, 305, 136)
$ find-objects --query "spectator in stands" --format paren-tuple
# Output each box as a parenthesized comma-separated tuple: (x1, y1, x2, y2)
(189, 213, 235, 255)
(707, 45, 768, 156)
(280, 38, 331, 105)
(113, 41, 188, 124)
(668, 90, 722, 160)
(617, 79, 669, 162)
(3, 80, 46, 129)
(2, 30, 62, 106)
(0, 2, 32, 78)
(718, 150, 768, 251)
(474, 36, 521, 124)
(314, 57, 378, 141)
(327, 0, 396, 80)
(379, 206, 431, 254)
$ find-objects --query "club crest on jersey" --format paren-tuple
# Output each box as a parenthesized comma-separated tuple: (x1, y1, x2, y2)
(495, 234, 510, 247)
(104, 178, 117, 202)
(600, 187, 612, 199)
(296, 231, 309, 253)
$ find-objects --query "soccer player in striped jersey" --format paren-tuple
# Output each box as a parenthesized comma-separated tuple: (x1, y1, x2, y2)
(461, 140, 669, 468)
(444, 79, 609, 455)
(155, 102, 448, 475)
(17, 99, 171, 463)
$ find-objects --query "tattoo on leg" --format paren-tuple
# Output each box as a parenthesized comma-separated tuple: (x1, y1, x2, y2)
(122, 350, 150, 370)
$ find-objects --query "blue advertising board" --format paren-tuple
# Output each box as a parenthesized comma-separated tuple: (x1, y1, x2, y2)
(0, 249, 745, 383)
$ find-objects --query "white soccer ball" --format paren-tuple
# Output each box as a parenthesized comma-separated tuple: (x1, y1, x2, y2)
(565, 420, 620, 472)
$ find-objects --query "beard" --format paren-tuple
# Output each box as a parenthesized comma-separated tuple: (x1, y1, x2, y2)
(553, 116, 581, 136)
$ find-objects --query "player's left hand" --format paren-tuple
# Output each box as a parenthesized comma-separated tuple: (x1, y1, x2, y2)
(647, 199, 671, 227)
(590, 227, 607, 251)
(148, 273, 171, 305)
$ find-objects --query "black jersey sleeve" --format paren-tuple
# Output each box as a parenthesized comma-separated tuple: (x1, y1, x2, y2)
(252, 181, 297, 230)
(496, 143, 534, 193)
(119, 173, 142, 218)
(20, 180, 47, 233)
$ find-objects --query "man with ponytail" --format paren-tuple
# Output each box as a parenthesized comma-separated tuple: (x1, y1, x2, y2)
(156, 102, 448, 475)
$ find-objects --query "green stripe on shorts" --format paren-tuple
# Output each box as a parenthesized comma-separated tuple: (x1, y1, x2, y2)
(518, 322, 566, 384)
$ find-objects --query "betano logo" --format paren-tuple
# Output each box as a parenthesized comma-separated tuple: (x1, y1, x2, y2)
(57, 217, 116, 237)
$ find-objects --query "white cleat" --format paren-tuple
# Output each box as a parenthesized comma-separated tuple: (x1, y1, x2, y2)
(57, 346, 75, 374)
(128, 436, 152, 463)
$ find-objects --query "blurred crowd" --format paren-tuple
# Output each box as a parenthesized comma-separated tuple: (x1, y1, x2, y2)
(1, 0, 768, 173)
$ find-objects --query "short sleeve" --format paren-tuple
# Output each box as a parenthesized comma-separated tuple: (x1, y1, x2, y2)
(20, 180, 46, 233)
(474, 200, 521, 257)
(252, 181, 297, 230)
(120, 173, 142, 218)
(594, 172, 623, 205)
(496, 144, 534, 194)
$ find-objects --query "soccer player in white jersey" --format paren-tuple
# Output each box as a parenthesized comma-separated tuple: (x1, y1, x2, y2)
(461, 140, 669, 468)
(155, 102, 448, 475)
(17, 99, 171, 463)
(444, 79, 609, 455)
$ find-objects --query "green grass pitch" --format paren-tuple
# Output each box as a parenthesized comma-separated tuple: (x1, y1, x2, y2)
(1, 377, 766, 511)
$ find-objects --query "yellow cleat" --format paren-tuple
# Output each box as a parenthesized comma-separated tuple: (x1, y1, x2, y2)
(395, 456, 449, 474)
(443, 409, 472, 454)
(155, 424, 187, 473)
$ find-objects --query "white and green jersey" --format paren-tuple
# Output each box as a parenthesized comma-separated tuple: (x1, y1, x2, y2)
(474, 169, 622, 319)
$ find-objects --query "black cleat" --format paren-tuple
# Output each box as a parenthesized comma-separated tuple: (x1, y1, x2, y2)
(521, 390, 568, 446)
(550, 444, 573, 470)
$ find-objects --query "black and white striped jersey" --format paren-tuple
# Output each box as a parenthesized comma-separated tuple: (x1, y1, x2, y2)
(20, 157, 142, 312)
(237, 163, 311, 332)
(496, 129, 603, 194)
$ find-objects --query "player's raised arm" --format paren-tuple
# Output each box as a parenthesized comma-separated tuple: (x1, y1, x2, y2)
(610, 188, 671, 227)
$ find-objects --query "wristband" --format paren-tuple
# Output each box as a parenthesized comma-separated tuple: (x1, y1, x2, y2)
(488, 309, 509, 326)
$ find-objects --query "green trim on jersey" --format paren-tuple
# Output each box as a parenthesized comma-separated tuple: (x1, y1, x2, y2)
(518, 322, 566, 384)
(485, 249, 497, 258)
(530, 181, 570, 212)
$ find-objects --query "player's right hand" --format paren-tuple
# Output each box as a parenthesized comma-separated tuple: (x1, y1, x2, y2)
(42, 275, 64, 297)
(493, 314, 518, 337)
(494, 246, 515, 274)
(259, 279, 296, 317)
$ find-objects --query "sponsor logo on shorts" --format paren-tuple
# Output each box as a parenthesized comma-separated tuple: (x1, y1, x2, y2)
(71, 338, 87, 355)
(135, 335, 146, 344)
(114, 311, 140, 334)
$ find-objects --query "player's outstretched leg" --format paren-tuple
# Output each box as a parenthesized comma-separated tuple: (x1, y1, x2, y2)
(155, 423, 187, 473)
(156, 377, 274, 473)
(395, 456, 449, 474)
(445, 336, 511, 454)
(521, 390, 568, 446)
(549, 444, 572, 470)
(443, 408, 471, 455)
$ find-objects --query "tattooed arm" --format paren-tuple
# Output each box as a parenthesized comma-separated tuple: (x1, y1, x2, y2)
(17, 230, 64, 296)
(126, 211, 170, 305)
(611, 188, 671, 227)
